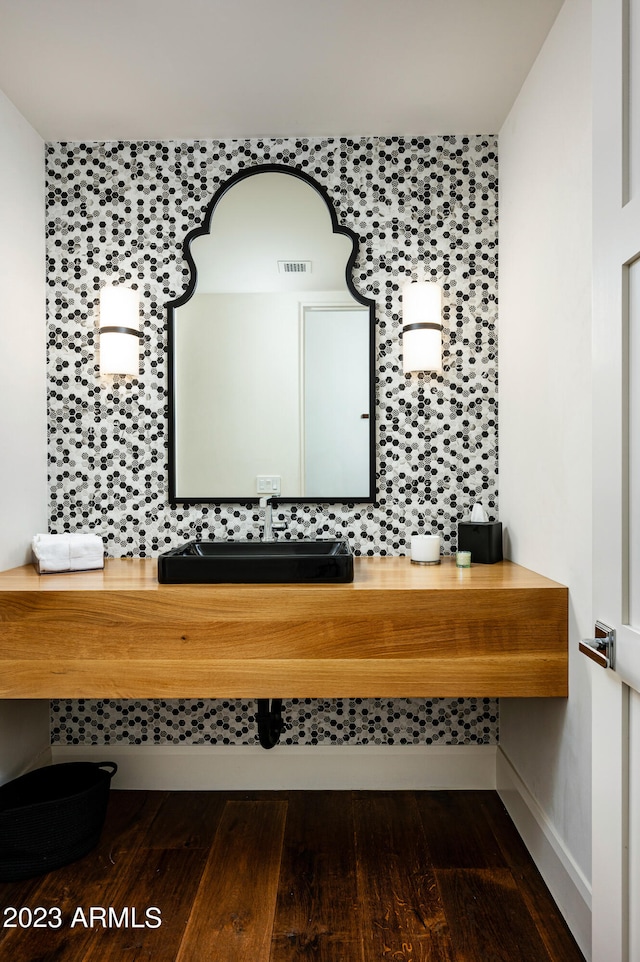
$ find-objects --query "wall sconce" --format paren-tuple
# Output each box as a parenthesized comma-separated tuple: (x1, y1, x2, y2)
(99, 284, 141, 376)
(401, 280, 443, 373)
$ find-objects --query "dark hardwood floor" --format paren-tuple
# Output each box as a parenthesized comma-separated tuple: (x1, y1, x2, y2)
(0, 790, 585, 961)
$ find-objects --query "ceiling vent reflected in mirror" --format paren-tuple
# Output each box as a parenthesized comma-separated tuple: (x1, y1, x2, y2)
(278, 260, 312, 274)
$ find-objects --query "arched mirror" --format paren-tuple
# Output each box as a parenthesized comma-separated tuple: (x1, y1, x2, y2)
(167, 165, 376, 503)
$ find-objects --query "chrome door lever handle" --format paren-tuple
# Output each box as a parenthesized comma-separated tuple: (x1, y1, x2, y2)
(579, 621, 615, 669)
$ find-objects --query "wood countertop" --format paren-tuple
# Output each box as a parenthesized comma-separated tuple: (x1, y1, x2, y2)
(0, 556, 568, 699)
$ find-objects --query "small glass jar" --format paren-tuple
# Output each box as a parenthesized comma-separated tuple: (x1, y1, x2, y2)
(456, 550, 472, 568)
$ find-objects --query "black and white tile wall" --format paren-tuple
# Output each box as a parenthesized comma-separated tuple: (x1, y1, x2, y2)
(47, 136, 499, 747)
(50, 697, 498, 746)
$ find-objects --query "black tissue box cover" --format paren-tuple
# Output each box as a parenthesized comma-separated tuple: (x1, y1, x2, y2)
(457, 521, 503, 564)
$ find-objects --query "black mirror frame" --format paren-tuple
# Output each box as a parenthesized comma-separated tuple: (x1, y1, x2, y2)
(166, 163, 376, 505)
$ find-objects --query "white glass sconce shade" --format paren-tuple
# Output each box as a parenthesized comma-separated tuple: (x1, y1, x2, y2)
(401, 281, 443, 373)
(99, 285, 141, 375)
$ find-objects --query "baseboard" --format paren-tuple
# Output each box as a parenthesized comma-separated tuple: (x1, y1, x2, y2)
(51, 743, 497, 791)
(0, 747, 52, 787)
(496, 748, 592, 961)
(25, 745, 53, 775)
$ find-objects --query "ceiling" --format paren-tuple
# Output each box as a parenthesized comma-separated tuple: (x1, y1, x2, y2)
(0, 0, 564, 141)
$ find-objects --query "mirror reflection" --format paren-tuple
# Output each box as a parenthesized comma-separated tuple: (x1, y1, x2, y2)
(168, 166, 375, 502)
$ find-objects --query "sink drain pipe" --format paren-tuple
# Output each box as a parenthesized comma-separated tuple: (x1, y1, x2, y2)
(256, 699, 285, 749)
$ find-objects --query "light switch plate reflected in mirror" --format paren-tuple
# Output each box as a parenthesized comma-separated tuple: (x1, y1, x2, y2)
(256, 475, 281, 495)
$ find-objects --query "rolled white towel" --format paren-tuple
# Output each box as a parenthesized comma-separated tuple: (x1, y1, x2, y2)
(31, 535, 69, 572)
(68, 536, 104, 571)
(32, 533, 105, 574)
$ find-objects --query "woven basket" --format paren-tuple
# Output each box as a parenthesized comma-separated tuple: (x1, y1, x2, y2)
(0, 761, 117, 881)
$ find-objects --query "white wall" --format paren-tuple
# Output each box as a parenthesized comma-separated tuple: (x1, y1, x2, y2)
(0, 88, 48, 569)
(498, 0, 593, 946)
(175, 292, 302, 497)
(0, 88, 50, 779)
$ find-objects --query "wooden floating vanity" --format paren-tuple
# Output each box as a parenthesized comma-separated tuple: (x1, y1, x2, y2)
(0, 557, 568, 700)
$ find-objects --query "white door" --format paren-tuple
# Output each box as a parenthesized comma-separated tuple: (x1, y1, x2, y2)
(302, 306, 371, 497)
(590, 2, 640, 959)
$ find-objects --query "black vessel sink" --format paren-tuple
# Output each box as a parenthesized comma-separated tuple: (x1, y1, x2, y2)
(157, 539, 354, 584)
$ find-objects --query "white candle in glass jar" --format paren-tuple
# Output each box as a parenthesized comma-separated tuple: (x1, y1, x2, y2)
(410, 534, 441, 565)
